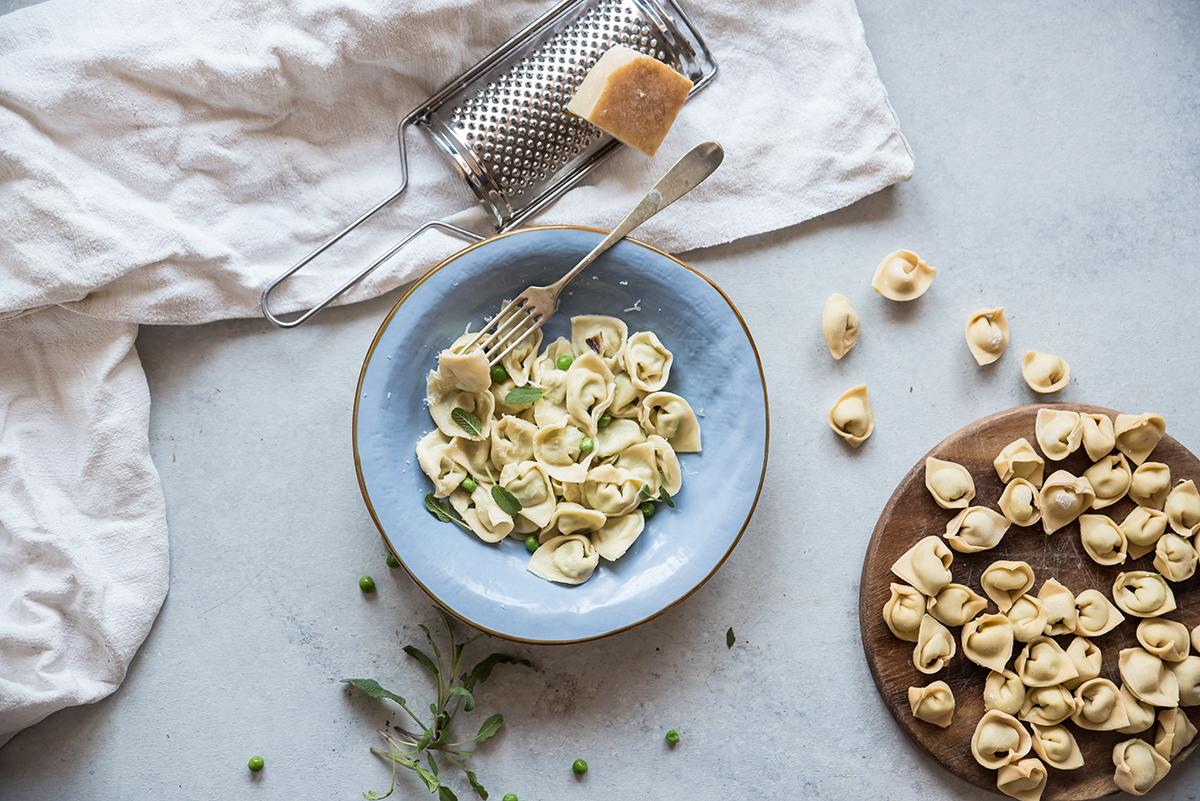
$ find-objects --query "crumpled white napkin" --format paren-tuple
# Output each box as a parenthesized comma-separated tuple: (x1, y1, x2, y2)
(0, 0, 912, 746)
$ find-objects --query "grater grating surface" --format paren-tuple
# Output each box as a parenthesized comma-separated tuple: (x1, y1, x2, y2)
(421, 0, 717, 229)
(261, 0, 715, 327)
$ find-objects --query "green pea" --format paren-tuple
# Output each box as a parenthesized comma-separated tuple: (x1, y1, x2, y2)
(597, 410, 612, 428)
(502, 795, 518, 801)
(556, 354, 573, 371)
(640, 502, 655, 517)
(572, 758, 588, 775)
(386, 553, 400, 569)
(525, 535, 539, 553)
(359, 575, 376, 593)
(666, 729, 680, 744)
(247, 755, 264, 772)
(490, 364, 509, 383)
(579, 437, 595, 454)
(460, 476, 477, 492)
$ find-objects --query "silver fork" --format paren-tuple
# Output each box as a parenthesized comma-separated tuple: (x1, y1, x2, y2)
(462, 140, 724, 365)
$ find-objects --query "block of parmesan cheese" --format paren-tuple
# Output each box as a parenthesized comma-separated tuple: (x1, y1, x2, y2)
(566, 45, 693, 157)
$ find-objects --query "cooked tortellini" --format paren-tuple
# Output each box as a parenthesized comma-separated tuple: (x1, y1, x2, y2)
(827, 384, 874, 447)
(994, 438, 1045, 487)
(925, 457, 976, 509)
(1035, 409, 1082, 462)
(871, 249, 936, 301)
(1038, 470, 1095, 534)
(908, 681, 955, 728)
(965, 307, 1010, 366)
(1030, 723, 1083, 770)
(1021, 352, 1070, 394)
(821, 293, 860, 359)
(1114, 412, 1166, 465)
(971, 710, 1032, 769)
(1113, 738, 1172, 796)
(417, 314, 699, 585)
(944, 506, 1010, 553)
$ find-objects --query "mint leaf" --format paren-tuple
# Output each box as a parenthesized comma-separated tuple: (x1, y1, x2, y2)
(450, 686, 476, 712)
(438, 786, 459, 801)
(451, 407, 483, 438)
(427, 753, 439, 777)
(474, 713, 504, 744)
(504, 386, 543, 404)
(342, 678, 406, 707)
(726, 627, 736, 649)
(461, 653, 536, 692)
(404, 645, 438, 678)
(491, 485, 523, 516)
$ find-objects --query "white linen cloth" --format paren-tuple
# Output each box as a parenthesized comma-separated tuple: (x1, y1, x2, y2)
(0, 0, 913, 746)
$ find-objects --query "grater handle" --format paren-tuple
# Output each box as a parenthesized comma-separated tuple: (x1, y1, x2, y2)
(548, 140, 724, 293)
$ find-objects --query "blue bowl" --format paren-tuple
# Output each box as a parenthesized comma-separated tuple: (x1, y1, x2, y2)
(353, 226, 768, 643)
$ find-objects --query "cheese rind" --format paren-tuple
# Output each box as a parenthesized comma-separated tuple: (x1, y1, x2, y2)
(566, 45, 693, 156)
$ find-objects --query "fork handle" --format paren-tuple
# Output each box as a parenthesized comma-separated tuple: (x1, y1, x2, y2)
(546, 141, 725, 293)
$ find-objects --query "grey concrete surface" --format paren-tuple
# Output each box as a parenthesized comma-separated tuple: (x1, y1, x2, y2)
(2, 1, 1200, 799)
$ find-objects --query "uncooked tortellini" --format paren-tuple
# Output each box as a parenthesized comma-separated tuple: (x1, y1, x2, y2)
(998, 478, 1041, 527)
(944, 506, 1010, 553)
(964, 307, 1010, 366)
(1119, 647, 1180, 707)
(1154, 533, 1198, 582)
(827, 384, 874, 447)
(927, 583, 987, 628)
(908, 681, 955, 728)
(1114, 412, 1166, 465)
(914, 614, 956, 674)
(1037, 578, 1077, 636)
(1038, 470, 1095, 535)
(1155, 707, 1197, 760)
(985, 670, 1027, 716)
(1030, 723, 1083, 770)
(883, 583, 927, 642)
(1113, 738, 1172, 796)
(994, 438, 1045, 486)
(1112, 571, 1176, 618)
(1063, 636, 1102, 691)
(1082, 453, 1131, 509)
(1080, 412, 1116, 461)
(1164, 478, 1200, 535)
(1121, 506, 1169, 560)
(962, 614, 1015, 672)
(925, 457, 976, 509)
(891, 536, 954, 596)
(1137, 619, 1191, 663)
(871, 249, 936, 301)
(996, 757, 1047, 801)
(1021, 352, 1070, 394)
(1015, 636, 1079, 688)
(981, 560, 1035, 612)
(1035, 409, 1082, 461)
(822, 293, 860, 359)
(1130, 461, 1171, 509)
(971, 710, 1032, 769)
(1071, 678, 1130, 731)
(1078, 514, 1128, 566)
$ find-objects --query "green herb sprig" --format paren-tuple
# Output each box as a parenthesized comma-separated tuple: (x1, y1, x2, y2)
(637, 472, 676, 509)
(425, 494, 473, 533)
(451, 407, 484, 438)
(343, 608, 535, 800)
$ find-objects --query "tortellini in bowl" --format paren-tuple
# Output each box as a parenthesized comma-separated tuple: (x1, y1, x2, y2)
(417, 313, 703, 588)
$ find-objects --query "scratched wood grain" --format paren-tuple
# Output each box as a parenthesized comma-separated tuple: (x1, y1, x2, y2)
(859, 404, 1199, 800)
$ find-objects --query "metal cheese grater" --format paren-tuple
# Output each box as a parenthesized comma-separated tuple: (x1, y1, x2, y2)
(261, 0, 717, 327)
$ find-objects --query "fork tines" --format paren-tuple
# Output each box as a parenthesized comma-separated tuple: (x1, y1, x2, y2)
(465, 297, 544, 366)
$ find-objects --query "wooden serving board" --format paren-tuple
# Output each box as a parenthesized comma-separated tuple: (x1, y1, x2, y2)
(859, 404, 1200, 800)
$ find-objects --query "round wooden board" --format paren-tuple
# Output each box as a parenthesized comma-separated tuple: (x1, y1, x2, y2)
(859, 403, 1200, 800)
